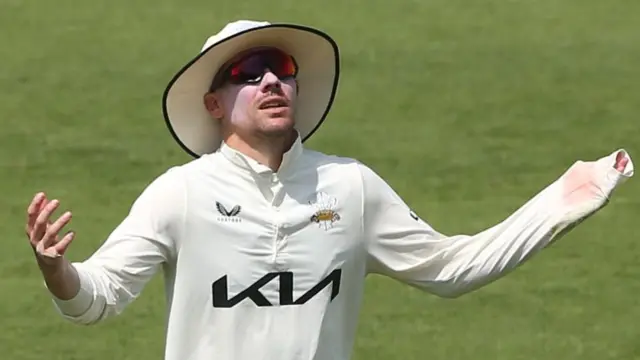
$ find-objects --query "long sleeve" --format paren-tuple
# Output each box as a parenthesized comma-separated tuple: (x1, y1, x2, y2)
(49, 166, 186, 324)
(361, 150, 634, 299)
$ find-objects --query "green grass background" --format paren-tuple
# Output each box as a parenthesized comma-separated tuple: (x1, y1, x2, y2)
(1, 0, 639, 359)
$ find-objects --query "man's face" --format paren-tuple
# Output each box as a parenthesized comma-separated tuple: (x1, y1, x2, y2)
(204, 48, 298, 140)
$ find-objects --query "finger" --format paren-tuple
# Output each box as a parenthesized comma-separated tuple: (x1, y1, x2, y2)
(36, 238, 62, 259)
(54, 231, 75, 256)
(38, 195, 49, 211)
(25, 192, 46, 236)
(31, 199, 60, 244)
(38, 196, 51, 224)
(37, 195, 50, 223)
(41, 210, 72, 248)
(615, 150, 629, 172)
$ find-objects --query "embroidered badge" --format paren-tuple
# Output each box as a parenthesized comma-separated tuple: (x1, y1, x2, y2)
(309, 192, 341, 230)
(216, 201, 242, 223)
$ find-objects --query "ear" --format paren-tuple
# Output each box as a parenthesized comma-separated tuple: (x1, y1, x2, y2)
(204, 92, 224, 120)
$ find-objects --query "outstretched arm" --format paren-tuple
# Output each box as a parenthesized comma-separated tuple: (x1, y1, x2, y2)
(361, 150, 633, 298)
(26, 167, 186, 325)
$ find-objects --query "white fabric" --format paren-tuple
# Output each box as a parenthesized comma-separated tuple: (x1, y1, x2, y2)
(163, 20, 339, 157)
(49, 139, 633, 360)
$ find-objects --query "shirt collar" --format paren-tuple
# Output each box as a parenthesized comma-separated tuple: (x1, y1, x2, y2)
(218, 133, 303, 177)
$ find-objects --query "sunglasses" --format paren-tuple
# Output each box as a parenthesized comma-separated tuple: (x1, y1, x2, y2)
(209, 48, 298, 91)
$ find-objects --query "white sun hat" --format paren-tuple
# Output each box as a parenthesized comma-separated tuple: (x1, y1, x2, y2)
(161, 20, 341, 158)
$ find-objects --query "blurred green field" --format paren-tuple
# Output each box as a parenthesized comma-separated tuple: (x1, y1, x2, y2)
(1, 0, 639, 359)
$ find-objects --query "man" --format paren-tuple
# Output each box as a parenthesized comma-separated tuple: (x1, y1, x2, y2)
(25, 20, 633, 360)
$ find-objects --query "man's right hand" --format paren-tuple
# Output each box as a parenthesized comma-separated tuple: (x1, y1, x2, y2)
(26, 192, 75, 267)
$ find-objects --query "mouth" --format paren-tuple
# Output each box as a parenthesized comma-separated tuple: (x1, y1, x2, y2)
(259, 97, 289, 110)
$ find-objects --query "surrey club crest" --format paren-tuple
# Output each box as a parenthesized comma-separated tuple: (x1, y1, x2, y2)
(309, 192, 341, 230)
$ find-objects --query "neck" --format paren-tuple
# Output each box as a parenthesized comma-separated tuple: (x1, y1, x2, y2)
(224, 131, 297, 172)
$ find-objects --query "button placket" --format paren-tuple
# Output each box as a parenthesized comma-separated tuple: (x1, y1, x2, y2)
(269, 176, 289, 268)
(273, 225, 288, 270)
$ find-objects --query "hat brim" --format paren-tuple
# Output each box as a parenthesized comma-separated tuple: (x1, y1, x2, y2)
(162, 24, 340, 158)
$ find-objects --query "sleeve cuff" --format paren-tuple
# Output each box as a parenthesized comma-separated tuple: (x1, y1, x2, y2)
(49, 265, 95, 318)
(603, 149, 634, 192)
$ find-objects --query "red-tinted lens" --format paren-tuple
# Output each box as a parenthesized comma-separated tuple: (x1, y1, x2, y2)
(227, 49, 297, 84)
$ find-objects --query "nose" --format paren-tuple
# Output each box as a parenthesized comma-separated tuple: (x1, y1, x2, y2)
(259, 69, 282, 93)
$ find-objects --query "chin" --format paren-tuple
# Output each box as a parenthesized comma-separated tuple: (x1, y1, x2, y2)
(262, 117, 295, 134)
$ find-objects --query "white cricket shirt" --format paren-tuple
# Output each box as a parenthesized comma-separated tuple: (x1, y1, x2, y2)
(49, 135, 633, 360)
